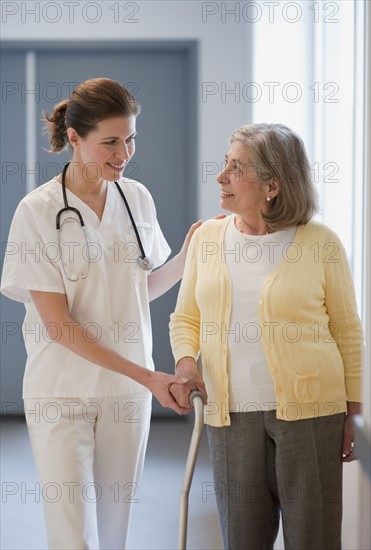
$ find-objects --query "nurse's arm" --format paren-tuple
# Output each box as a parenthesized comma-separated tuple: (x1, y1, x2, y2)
(29, 290, 191, 415)
(147, 253, 185, 301)
(148, 220, 202, 301)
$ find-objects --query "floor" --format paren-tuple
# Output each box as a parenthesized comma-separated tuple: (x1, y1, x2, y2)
(1, 415, 227, 550)
(1, 413, 363, 550)
(1, 414, 308, 550)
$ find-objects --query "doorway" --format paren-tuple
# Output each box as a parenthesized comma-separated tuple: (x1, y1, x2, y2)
(0, 41, 198, 416)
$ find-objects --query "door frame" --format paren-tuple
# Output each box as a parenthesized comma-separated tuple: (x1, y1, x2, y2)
(0, 40, 199, 416)
(1, 39, 198, 218)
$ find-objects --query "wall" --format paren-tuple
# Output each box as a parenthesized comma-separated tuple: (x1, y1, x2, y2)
(1, 0, 253, 220)
(1, 1, 369, 547)
(359, 3, 371, 547)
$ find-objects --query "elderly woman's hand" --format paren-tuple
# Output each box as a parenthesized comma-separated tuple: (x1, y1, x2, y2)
(170, 356, 207, 410)
(342, 402, 362, 462)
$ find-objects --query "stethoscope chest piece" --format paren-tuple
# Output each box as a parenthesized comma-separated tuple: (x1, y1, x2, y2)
(113, 180, 154, 272)
(138, 256, 154, 271)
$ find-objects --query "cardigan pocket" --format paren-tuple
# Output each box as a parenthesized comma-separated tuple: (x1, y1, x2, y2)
(294, 372, 320, 403)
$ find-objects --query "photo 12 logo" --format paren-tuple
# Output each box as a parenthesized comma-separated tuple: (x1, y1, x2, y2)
(201, 2, 340, 24)
(1, 2, 140, 24)
(201, 81, 340, 104)
(1, 81, 140, 104)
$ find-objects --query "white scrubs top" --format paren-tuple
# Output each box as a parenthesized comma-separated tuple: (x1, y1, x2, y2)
(1, 176, 171, 398)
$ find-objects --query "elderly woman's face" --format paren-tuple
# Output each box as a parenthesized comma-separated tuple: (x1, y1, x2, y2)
(217, 140, 269, 216)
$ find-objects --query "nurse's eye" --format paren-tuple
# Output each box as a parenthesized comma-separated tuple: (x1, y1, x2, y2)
(126, 136, 136, 144)
(103, 140, 116, 145)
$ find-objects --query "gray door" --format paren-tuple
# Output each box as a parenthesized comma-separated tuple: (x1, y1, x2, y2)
(0, 44, 197, 416)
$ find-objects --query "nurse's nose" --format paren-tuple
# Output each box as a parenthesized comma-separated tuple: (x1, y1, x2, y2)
(115, 141, 132, 161)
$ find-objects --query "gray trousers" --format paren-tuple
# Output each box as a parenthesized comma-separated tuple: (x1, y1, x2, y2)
(206, 411, 345, 550)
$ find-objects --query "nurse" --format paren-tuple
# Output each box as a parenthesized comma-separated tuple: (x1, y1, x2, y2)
(1, 77, 207, 549)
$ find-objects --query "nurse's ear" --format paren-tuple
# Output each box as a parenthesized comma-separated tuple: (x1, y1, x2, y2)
(66, 127, 80, 149)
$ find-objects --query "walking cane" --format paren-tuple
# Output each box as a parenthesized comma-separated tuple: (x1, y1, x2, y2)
(178, 390, 204, 550)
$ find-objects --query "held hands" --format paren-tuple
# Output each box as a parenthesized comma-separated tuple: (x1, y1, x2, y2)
(145, 371, 193, 415)
(144, 368, 206, 415)
(169, 357, 207, 412)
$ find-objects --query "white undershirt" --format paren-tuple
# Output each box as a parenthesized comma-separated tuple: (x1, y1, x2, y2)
(225, 216, 296, 411)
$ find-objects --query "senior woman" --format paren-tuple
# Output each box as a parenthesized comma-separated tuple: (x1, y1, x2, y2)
(169, 123, 363, 550)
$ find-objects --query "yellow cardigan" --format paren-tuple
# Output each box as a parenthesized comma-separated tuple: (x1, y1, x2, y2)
(169, 217, 363, 426)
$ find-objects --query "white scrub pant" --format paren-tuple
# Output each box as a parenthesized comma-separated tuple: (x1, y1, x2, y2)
(24, 393, 152, 550)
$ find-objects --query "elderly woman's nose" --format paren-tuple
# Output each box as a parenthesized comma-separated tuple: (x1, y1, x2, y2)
(217, 169, 228, 184)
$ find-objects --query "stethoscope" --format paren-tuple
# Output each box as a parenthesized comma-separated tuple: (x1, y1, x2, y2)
(56, 162, 154, 281)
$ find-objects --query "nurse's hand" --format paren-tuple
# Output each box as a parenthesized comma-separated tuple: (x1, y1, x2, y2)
(177, 220, 202, 262)
(149, 215, 226, 302)
(178, 215, 227, 262)
(145, 371, 193, 415)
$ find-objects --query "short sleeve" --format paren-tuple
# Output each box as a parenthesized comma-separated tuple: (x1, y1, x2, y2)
(150, 218, 171, 268)
(1, 200, 66, 303)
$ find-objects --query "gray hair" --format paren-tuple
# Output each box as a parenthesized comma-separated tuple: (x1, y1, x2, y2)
(231, 123, 319, 230)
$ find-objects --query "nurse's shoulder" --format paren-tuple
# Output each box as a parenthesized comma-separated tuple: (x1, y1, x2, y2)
(15, 176, 60, 210)
(11, 176, 61, 228)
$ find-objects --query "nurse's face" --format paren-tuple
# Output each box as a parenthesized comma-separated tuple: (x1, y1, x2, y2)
(68, 116, 137, 182)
